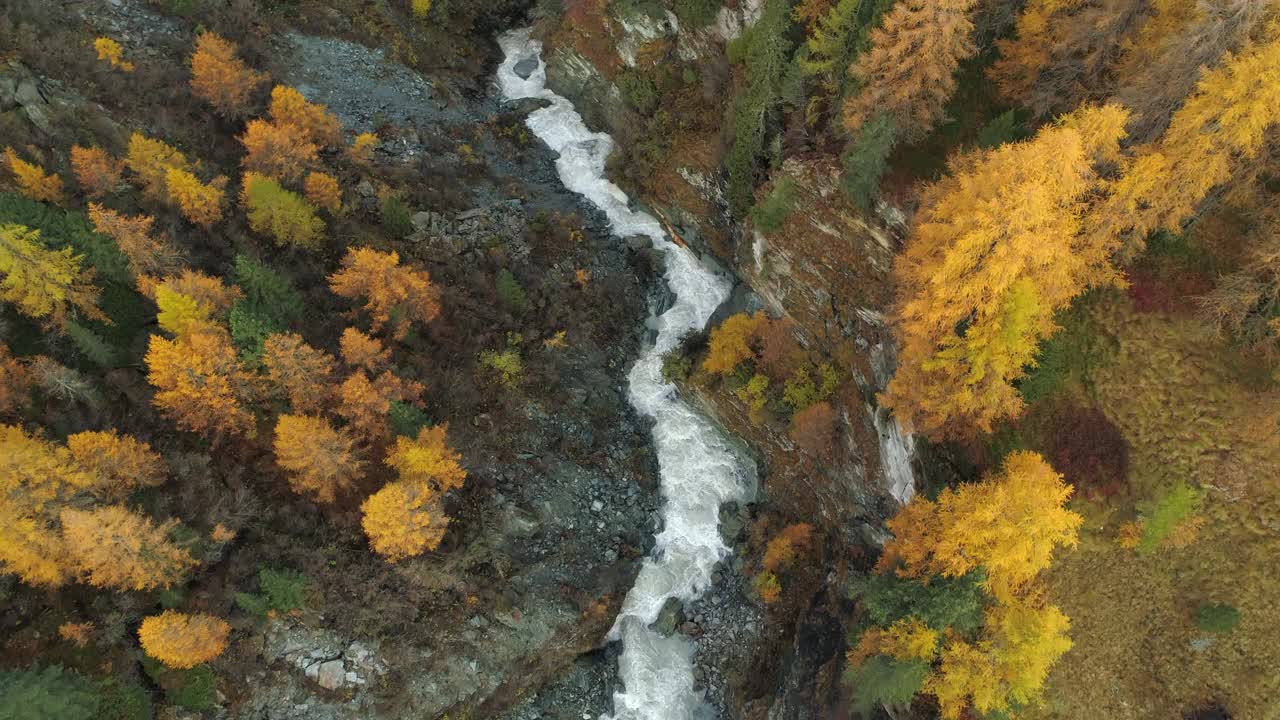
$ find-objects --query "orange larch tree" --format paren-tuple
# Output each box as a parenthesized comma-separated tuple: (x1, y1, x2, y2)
(842, 0, 979, 140)
(189, 32, 268, 117)
(59, 505, 193, 591)
(138, 611, 231, 669)
(3, 147, 65, 204)
(328, 248, 442, 339)
(273, 414, 364, 503)
(70, 145, 124, 199)
(360, 479, 448, 561)
(339, 327, 390, 372)
(262, 333, 336, 413)
(66, 430, 165, 500)
(88, 204, 184, 281)
(145, 322, 259, 439)
(304, 171, 342, 212)
(385, 425, 467, 493)
(336, 369, 423, 443)
(239, 119, 318, 182)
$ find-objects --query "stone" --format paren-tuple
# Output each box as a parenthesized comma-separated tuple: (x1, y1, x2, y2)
(591, 500, 603, 512)
(22, 104, 52, 134)
(652, 597, 683, 636)
(625, 235, 652, 252)
(411, 211, 434, 233)
(316, 659, 345, 690)
(355, 179, 376, 198)
(14, 78, 42, 107)
(513, 55, 540, 80)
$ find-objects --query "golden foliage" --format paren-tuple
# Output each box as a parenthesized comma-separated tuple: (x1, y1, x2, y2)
(0, 224, 103, 326)
(1089, 37, 1280, 258)
(336, 369, 422, 443)
(190, 32, 268, 116)
(762, 522, 814, 572)
(262, 333, 336, 413)
(165, 168, 225, 227)
(273, 414, 364, 503)
(328, 248, 441, 339)
(89, 204, 184, 280)
(145, 323, 258, 438)
(269, 86, 343, 148)
(703, 311, 767, 375)
(304, 171, 342, 212)
(881, 451, 1083, 601)
(880, 618, 941, 662)
(361, 479, 447, 561)
(754, 571, 782, 603)
(0, 425, 95, 587)
(929, 600, 1073, 718)
(66, 430, 165, 500)
(70, 146, 123, 199)
(125, 133, 191, 201)
(211, 523, 236, 543)
(138, 611, 230, 669)
(155, 289, 208, 336)
(412, 0, 433, 18)
(240, 172, 325, 250)
(94, 37, 134, 72)
(385, 425, 466, 493)
(155, 269, 241, 314)
(883, 106, 1129, 438)
(1116, 519, 1143, 549)
(240, 119, 318, 182)
(843, 0, 979, 139)
(4, 147, 64, 204)
(348, 132, 378, 165)
(339, 326, 389, 372)
(59, 505, 193, 591)
(58, 622, 94, 647)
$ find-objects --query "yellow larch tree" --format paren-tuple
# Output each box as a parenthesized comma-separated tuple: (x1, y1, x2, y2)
(0, 425, 96, 587)
(94, 37, 135, 72)
(70, 146, 124, 199)
(361, 479, 448, 561)
(842, 0, 979, 140)
(328, 248, 441, 339)
(273, 414, 364, 503)
(881, 451, 1082, 601)
(269, 86, 343, 148)
(155, 270, 242, 314)
(155, 286, 211, 336)
(348, 132, 378, 165)
(385, 425, 466, 493)
(66, 430, 165, 500)
(59, 506, 193, 591)
(703, 311, 767, 375)
(0, 224, 104, 327)
(189, 32, 268, 117)
(239, 119, 318, 182)
(88, 204, 184, 281)
(138, 611, 230, 669)
(883, 105, 1129, 438)
(165, 167, 226, 227)
(1089, 35, 1280, 259)
(3, 147, 64, 204)
(145, 322, 259, 438)
(125, 133, 191, 202)
(927, 599, 1073, 718)
(262, 333, 337, 413)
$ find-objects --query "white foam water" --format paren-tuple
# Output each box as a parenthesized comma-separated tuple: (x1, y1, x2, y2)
(498, 29, 749, 720)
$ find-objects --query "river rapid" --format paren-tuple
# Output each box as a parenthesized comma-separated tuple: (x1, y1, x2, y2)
(498, 28, 752, 720)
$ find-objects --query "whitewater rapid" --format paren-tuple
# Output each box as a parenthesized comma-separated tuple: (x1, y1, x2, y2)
(499, 29, 750, 720)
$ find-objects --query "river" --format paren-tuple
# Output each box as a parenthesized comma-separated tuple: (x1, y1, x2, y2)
(498, 28, 752, 720)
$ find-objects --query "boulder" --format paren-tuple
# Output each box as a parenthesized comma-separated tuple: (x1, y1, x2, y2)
(513, 55, 539, 80)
